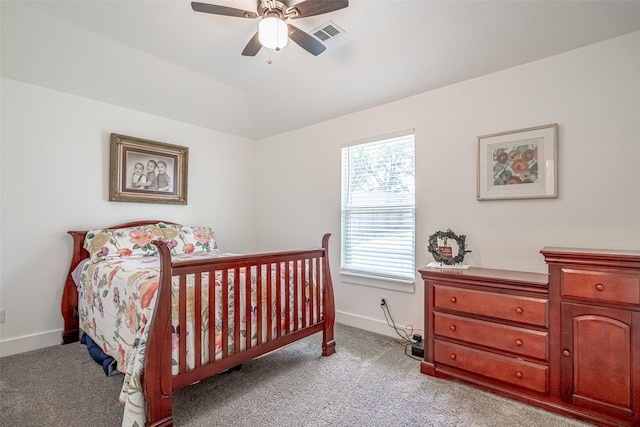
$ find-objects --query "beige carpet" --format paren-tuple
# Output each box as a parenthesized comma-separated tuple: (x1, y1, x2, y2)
(0, 323, 592, 426)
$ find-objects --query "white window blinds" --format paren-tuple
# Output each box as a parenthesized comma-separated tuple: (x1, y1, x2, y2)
(341, 130, 415, 281)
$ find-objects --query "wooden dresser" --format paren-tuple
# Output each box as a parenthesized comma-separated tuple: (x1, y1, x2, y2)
(419, 248, 640, 427)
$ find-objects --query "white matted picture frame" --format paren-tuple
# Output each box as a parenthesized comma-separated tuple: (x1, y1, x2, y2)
(109, 133, 189, 205)
(477, 124, 558, 201)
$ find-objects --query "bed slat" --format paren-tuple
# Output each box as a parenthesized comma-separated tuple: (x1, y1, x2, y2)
(244, 267, 251, 351)
(221, 269, 229, 358)
(233, 267, 241, 356)
(194, 273, 202, 369)
(276, 262, 282, 339)
(208, 269, 216, 364)
(293, 261, 299, 331)
(284, 261, 291, 333)
(179, 275, 187, 373)
(256, 264, 263, 346)
(309, 258, 316, 325)
(267, 263, 273, 342)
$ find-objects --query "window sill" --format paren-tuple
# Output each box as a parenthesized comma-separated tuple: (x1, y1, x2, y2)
(340, 271, 415, 293)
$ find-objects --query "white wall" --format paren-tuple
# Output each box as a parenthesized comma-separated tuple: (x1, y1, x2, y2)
(0, 79, 257, 356)
(254, 32, 640, 338)
(2, 31, 638, 356)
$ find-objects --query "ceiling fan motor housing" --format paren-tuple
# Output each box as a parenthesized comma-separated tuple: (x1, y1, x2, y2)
(258, 0, 299, 20)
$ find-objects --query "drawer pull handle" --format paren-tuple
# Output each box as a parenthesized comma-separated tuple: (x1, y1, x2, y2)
(515, 307, 523, 314)
(450, 325, 457, 332)
(450, 296, 457, 303)
(562, 349, 570, 357)
(515, 371, 523, 379)
(595, 283, 605, 291)
(515, 339, 523, 346)
(450, 353, 457, 360)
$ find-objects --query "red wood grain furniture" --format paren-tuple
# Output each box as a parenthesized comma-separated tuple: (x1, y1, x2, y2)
(61, 220, 336, 426)
(419, 248, 640, 427)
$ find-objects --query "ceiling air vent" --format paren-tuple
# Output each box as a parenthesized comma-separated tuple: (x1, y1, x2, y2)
(311, 21, 345, 42)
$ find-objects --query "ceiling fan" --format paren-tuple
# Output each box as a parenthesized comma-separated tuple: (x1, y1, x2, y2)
(191, 0, 349, 56)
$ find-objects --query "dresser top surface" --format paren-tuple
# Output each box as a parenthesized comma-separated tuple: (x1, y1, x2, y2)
(541, 247, 640, 257)
(541, 247, 640, 269)
(418, 266, 549, 287)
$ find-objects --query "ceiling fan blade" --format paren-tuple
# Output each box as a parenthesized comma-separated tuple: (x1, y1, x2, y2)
(289, 0, 348, 19)
(242, 31, 262, 56)
(191, 2, 258, 19)
(288, 24, 326, 56)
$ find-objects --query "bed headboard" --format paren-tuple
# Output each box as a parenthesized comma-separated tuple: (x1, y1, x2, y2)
(62, 220, 177, 344)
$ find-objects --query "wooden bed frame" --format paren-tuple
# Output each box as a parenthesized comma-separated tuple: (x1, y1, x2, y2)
(61, 220, 336, 426)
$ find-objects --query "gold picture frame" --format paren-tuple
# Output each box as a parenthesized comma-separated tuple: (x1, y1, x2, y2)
(477, 124, 558, 200)
(109, 133, 188, 205)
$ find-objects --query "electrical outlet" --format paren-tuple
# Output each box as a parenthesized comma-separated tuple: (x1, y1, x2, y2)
(0, 308, 5, 324)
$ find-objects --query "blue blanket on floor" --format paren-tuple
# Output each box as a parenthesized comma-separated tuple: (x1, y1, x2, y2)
(81, 333, 118, 376)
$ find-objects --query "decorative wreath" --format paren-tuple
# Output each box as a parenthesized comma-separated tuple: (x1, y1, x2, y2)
(427, 229, 471, 265)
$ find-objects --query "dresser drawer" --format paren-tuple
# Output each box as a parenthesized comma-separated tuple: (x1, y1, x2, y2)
(561, 269, 640, 305)
(434, 285, 548, 327)
(434, 340, 549, 393)
(433, 312, 549, 361)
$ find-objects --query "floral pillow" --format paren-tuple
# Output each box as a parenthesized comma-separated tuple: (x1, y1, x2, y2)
(147, 223, 217, 255)
(84, 223, 218, 262)
(84, 226, 158, 262)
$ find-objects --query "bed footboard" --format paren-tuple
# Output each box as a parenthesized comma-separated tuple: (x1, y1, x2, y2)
(143, 234, 336, 426)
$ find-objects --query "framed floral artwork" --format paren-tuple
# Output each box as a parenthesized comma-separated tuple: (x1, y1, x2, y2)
(109, 133, 189, 205)
(477, 124, 558, 200)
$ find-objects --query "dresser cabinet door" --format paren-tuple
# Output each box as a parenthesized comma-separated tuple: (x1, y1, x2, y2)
(561, 302, 640, 422)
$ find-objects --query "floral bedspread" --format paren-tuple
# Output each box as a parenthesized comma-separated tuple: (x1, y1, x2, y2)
(76, 252, 313, 427)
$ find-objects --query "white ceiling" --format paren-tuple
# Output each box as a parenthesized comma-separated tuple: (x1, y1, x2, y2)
(3, 0, 640, 139)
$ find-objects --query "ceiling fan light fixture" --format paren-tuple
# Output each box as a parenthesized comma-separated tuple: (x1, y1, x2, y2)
(258, 16, 288, 50)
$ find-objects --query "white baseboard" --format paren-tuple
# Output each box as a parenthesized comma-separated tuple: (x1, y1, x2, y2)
(336, 310, 411, 340)
(0, 315, 407, 358)
(0, 329, 63, 358)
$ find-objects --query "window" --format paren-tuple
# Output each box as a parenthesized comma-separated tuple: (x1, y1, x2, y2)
(341, 130, 415, 282)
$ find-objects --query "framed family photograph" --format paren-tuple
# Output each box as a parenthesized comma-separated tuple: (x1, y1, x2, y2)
(477, 124, 558, 201)
(109, 133, 189, 205)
